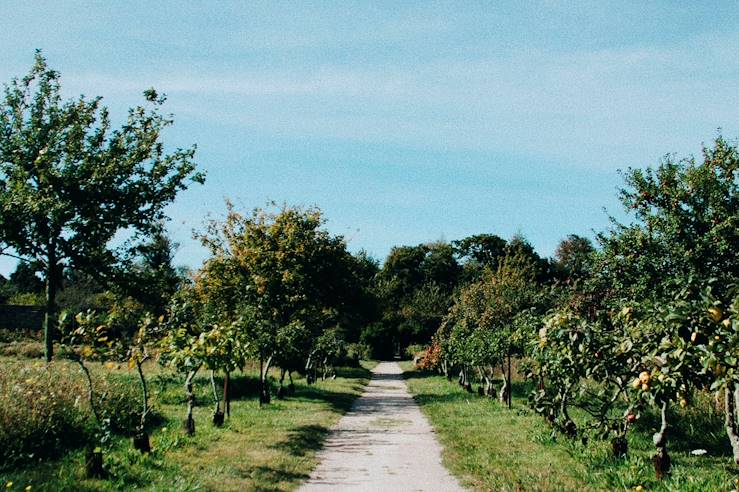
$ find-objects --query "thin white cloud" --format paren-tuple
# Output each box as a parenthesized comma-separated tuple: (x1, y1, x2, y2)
(52, 28, 739, 172)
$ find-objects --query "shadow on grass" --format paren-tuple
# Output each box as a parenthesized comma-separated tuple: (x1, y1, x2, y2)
(245, 465, 310, 492)
(156, 365, 372, 407)
(270, 424, 330, 457)
(400, 368, 435, 380)
(291, 384, 360, 414)
(402, 368, 535, 401)
(335, 365, 373, 380)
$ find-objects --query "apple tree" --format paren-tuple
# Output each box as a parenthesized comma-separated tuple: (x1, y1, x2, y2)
(196, 202, 359, 403)
(0, 52, 204, 361)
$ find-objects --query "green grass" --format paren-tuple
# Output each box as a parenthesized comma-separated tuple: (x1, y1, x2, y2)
(400, 362, 739, 492)
(0, 355, 377, 492)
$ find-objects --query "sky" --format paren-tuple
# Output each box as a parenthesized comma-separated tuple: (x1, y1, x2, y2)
(1, 1, 739, 276)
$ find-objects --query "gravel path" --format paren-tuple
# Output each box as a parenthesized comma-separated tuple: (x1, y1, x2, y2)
(299, 361, 465, 492)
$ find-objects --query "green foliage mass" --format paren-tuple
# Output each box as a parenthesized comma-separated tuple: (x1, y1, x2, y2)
(0, 52, 204, 360)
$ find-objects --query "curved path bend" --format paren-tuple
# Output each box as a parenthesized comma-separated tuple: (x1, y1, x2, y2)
(299, 361, 465, 492)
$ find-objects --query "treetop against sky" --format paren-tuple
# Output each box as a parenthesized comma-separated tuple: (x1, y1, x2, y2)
(1, 1, 738, 275)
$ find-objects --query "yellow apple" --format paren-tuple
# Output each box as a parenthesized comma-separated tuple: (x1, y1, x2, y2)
(708, 307, 723, 323)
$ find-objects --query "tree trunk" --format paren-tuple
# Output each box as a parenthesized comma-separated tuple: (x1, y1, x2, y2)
(277, 368, 286, 399)
(43, 249, 57, 362)
(223, 370, 230, 417)
(612, 405, 633, 458)
(560, 382, 577, 437)
(134, 357, 152, 452)
(210, 370, 224, 426)
(462, 366, 473, 393)
(485, 370, 494, 397)
(652, 401, 671, 479)
(135, 357, 150, 431)
(260, 355, 273, 405)
(210, 370, 219, 410)
(499, 362, 509, 404)
(724, 383, 739, 466)
(183, 367, 199, 435)
(507, 352, 512, 409)
(259, 356, 264, 406)
(76, 359, 100, 424)
(305, 353, 314, 385)
(85, 447, 104, 478)
(77, 358, 109, 472)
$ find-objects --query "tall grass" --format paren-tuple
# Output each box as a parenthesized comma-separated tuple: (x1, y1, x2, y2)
(0, 358, 148, 469)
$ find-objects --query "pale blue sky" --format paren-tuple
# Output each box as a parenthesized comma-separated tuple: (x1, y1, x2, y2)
(2, 1, 739, 275)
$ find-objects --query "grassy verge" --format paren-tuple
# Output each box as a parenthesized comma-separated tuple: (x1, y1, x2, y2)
(400, 362, 739, 492)
(1, 356, 376, 492)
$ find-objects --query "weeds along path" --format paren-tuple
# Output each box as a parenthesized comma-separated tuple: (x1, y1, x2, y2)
(299, 361, 465, 492)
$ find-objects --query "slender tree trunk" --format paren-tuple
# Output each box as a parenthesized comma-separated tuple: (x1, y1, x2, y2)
(652, 401, 671, 478)
(136, 358, 150, 429)
(133, 357, 151, 452)
(305, 353, 314, 385)
(223, 370, 230, 417)
(560, 381, 577, 437)
(210, 370, 219, 411)
(277, 368, 286, 399)
(210, 370, 225, 426)
(43, 248, 57, 362)
(263, 356, 273, 383)
(476, 366, 485, 396)
(76, 359, 100, 424)
(507, 352, 512, 409)
(499, 361, 509, 404)
(260, 355, 273, 405)
(76, 358, 105, 476)
(482, 365, 491, 397)
(259, 356, 264, 407)
(183, 366, 200, 435)
(724, 383, 739, 465)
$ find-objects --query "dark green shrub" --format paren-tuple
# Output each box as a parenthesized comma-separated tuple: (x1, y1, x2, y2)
(345, 343, 372, 364)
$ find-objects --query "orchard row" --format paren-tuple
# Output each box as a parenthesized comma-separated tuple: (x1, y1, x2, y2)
(421, 137, 739, 479)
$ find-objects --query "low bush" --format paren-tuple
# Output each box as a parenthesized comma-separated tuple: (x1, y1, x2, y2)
(404, 343, 427, 359)
(0, 340, 44, 359)
(0, 359, 151, 469)
(0, 329, 41, 343)
(6, 292, 44, 306)
(343, 343, 372, 366)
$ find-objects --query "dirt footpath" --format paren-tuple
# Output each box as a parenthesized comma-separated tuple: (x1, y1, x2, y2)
(299, 361, 465, 492)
